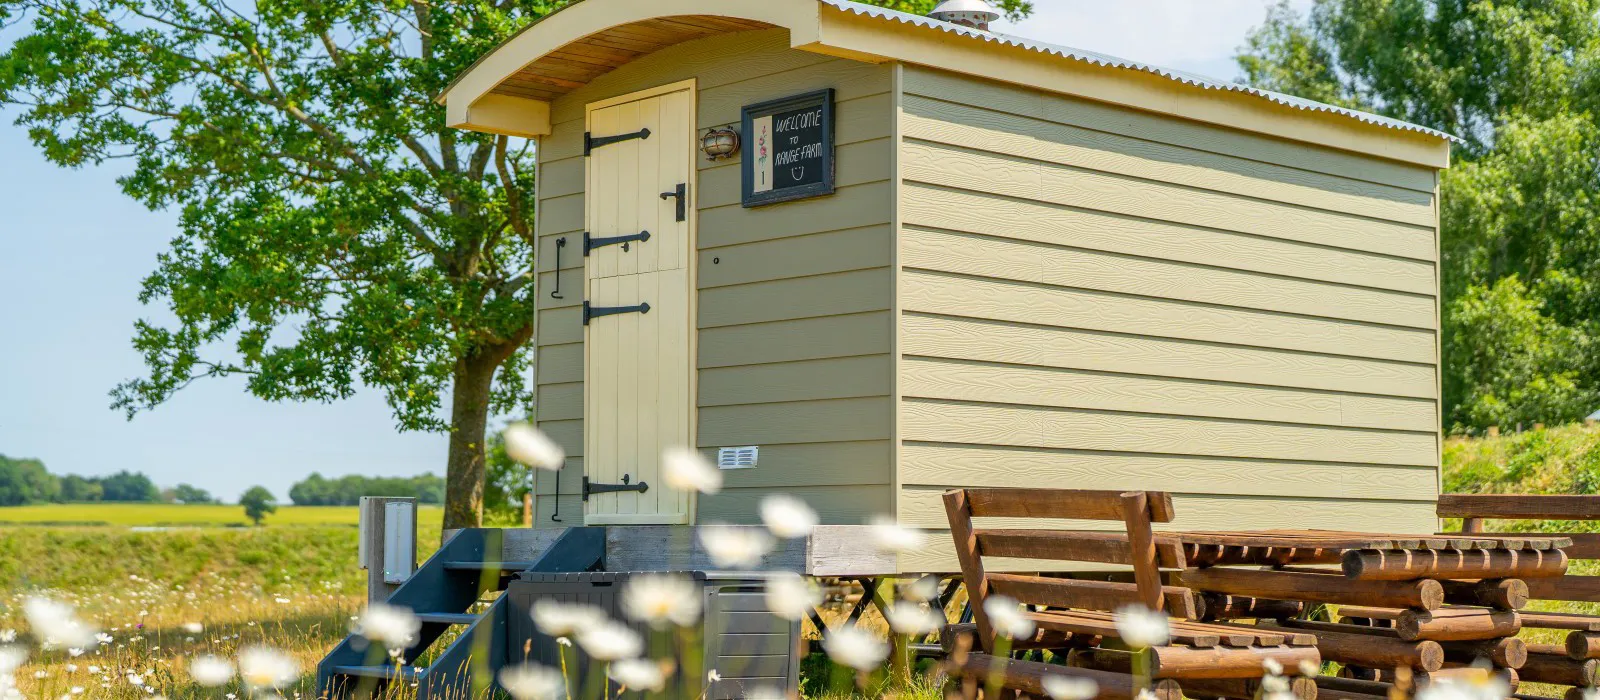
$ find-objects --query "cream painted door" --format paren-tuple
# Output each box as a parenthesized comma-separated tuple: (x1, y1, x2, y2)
(583, 81, 695, 525)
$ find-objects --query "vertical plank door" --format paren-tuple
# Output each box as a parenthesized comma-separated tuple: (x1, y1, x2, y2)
(583, 81, 695, 525)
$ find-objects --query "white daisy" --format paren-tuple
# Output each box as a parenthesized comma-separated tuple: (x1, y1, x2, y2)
(1042, 676, 1099, 700)
(498, 664, 564, 700)
(607, 659, 667, 692)
(237, 646, 298, 690)
(23, 598, 98, 649)
(663, 446, 722, 494)
(190, 656, 234, 687)
(352, 603, 422, 650)
(503, 423, 566, 471)
(983, 596, 1036, 640)
(760, 494, 819, 538)
(530, 600, 605, 637)
(698, 524, 774, 568)
(1112, 605, 1170, 648)
(868, 516, 926, 553)
(576, 622, 642, 661)
(886, 602, 944, 636)
(764, 573, 823, 621)
(821, 626, 888, 671)
(622, 574, 702, 628)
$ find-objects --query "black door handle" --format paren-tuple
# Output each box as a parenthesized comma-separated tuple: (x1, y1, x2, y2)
(660, 184, 687, 222)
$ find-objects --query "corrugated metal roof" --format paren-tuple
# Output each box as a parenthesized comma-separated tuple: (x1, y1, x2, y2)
(821, 0, 1462, 143)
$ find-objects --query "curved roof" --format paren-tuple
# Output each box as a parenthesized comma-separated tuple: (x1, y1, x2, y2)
(820, 0, 1459, 143)
(442, 0, 1455, 165)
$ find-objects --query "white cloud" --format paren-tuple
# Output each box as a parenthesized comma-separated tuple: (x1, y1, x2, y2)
(993, 0, 1315, 81)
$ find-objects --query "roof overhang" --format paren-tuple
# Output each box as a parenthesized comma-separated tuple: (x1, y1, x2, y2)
(442, 0, 1453, 169)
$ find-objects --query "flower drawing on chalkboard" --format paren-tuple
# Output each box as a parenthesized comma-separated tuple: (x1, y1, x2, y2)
(756, 123, 769, 187)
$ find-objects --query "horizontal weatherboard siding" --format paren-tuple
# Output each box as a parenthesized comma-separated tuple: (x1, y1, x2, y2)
(896, 66, 1442, 564)
(532, 29, 897, 527)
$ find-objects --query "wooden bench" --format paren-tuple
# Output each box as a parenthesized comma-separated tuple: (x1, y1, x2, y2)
(1438, 494, 1600, 699)
(942, 488, 1319, 700)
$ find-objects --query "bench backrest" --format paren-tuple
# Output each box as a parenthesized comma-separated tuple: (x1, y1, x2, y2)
(943, 488, 1195, 651)
(1439, 493, 1600, 606)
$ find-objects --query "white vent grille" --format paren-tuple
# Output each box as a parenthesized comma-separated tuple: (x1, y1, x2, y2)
(717, 446, 759, 469)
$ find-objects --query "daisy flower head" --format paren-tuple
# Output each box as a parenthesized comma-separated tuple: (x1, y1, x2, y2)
(498, 664, 564, 700)
(621, 574, 702, 628)
(607, 659, 668, 692)
(1042, 675, 1099, 700)
(503, 423, 566, 471)
(821, 626, 888, 672)
(237, 646, 298, 690)
(698, 524, 774, 568)
(1113, 605, 1170, 648)
(576, 621, 642, 661)
(663, 446, 722, 494)
(530, 600, 605, 638)
(760, 494, 819, 539)
(982, 595, 1035, 640)
(763, 572, 823, 621)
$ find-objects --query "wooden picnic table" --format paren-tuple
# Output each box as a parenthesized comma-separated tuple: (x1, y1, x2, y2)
(1161, 529, 1572, 613)
(1161, 528, 1578, 696)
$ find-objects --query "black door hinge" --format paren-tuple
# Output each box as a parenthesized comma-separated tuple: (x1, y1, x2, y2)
(585, 128, 651, 156)
(584, 230, 651, 255)
(583, 474, 649, 502)
(660, 183, 687, 222)
(583, 300, 651, 325)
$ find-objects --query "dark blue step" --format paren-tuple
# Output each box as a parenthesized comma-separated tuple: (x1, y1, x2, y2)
(442, 560, 538, 572)
(331, 665, 424, 681)
(417, 612, 478, 625)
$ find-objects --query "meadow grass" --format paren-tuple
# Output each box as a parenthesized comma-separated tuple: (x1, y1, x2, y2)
(4, 425, 1596, 698)
(0, 503, 445, 529)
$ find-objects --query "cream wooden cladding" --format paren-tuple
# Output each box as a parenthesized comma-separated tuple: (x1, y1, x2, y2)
(584, 83, 695, 525)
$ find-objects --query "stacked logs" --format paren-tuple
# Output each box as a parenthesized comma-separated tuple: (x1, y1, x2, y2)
(1330, 607, 1526, 691)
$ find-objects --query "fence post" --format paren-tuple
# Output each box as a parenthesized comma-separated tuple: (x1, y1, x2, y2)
(359, 496, 418, 604)
(522, 492, 534, 527)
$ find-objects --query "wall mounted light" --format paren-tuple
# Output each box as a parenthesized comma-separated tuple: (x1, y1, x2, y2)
(700, 126, 740, 161)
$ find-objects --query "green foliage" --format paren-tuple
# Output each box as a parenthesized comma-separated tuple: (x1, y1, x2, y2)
(1443, 423, 1600, 496)
(171, 483, 216, 504)
(240, 485, 277, 526)
(0, 0, 1029, 529)
(56, 474, 103, 503)
(98, 470, 162, 502)
(287, 471, 445, 505)
(0, 455, 59, 506)
(1239, 0, 1600, 430)
(867, 0, 1031, 21)
(484, 427, 533, 517)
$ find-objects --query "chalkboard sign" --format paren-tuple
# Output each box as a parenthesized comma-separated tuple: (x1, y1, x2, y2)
(741, 89, 835, 208)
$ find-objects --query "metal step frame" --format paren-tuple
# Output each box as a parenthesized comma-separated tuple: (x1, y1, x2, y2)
(315, 527, 605, 699)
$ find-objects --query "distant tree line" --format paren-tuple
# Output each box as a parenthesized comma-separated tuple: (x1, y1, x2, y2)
(0, 455, 216, 506)
(287, 472, 444, 506)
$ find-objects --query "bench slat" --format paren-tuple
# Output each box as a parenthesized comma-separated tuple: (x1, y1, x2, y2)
(988, 574, 1197, 619)
(975, 529, 1187, 568)
(962, 488, 1175, 522)
(1439, 494, 1600, 521)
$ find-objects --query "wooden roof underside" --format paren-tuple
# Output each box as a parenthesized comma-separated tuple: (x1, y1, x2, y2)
(490, 15, 776, 101)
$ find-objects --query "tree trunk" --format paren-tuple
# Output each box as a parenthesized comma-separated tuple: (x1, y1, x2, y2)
(443, 354, 498, 530)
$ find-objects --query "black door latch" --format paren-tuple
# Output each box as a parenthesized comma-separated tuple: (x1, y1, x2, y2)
(583, 474, 649, 501)
(583, 300, 651, 325)
(660, 183, 687, 222)
(585, 230, 651, 255)
(585, 127, 650, 156)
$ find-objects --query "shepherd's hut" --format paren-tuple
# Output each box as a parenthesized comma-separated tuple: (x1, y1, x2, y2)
(439, 0, 1455, 573)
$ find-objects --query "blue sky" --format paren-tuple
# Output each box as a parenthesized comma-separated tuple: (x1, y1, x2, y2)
(0, 0, 1307, 502)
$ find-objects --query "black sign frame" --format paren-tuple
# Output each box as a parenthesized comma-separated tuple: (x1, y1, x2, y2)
(740, 88, 836, 208)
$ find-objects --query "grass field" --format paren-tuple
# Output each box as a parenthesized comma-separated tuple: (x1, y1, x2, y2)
(0, 502, 446, 528)
(1, 424, 1595, 698)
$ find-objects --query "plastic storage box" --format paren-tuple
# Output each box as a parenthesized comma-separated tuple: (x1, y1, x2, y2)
(505, 571, 802, 698)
